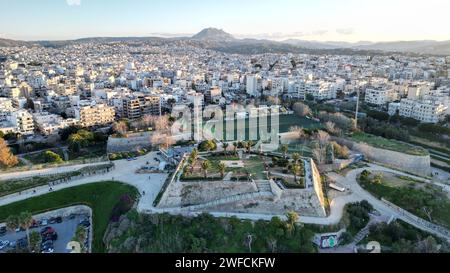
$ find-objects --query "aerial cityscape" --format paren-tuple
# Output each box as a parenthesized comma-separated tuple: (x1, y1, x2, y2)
(0, 0, 449, 260)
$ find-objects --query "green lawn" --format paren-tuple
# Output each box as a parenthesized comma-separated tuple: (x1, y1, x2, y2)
(350, 132, 429, 156)
(0, 182, 139, 253)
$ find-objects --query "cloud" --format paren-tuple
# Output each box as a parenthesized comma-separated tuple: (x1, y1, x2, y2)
(66, 0, 81, 6)
(336, 28, 355, 35)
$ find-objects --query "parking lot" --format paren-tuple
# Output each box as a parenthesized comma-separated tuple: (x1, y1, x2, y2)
(0, 214, 90, 253)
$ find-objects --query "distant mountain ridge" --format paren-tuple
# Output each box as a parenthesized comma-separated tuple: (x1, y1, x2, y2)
(1, 28, 450, 55)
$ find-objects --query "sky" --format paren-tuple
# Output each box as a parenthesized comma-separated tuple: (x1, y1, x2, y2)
(0, 0, 449, 42)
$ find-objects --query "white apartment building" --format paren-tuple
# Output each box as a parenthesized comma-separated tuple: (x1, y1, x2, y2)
(365, 87, 397, 106)
(0, 98, 14, 121)
(10, 110, 35, 135)
(246, 75, 259, 97)
(74, 103, 115, 127)
(305, 80, 337, 101)
(33, 112, 78, 135)
(390, 99, 448, 123)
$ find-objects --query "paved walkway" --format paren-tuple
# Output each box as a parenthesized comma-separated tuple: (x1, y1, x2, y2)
(0, 152, 168, 213)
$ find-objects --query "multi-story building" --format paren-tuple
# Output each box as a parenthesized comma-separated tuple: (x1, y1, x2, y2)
(395, 99, 448, 124)
(0, 98, 14, 121)
(365, 86, 397, 106)
(122, 95, 161, 120)
(246, 75, 259, 97)
(10, 110, 35, 135)
(74, 103, 115, 127)
(33, 112, 78, 135)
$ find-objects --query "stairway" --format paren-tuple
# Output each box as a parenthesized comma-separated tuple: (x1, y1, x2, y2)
(255, 180, 271, 192)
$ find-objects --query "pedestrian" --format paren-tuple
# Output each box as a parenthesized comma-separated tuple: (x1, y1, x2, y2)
(143, 191, 146, 196)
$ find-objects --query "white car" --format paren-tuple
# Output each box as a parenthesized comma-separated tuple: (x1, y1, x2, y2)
(0, 240, 10, 250)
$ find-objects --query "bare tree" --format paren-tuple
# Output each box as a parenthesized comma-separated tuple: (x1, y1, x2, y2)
(293, 102, 312, 117)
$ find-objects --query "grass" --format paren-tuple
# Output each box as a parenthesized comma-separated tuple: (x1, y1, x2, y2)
(0, 181, 139, 253)
(358, 172, 450, 229)
(207, 114, 322, 141)
(350, 132, 429, 156)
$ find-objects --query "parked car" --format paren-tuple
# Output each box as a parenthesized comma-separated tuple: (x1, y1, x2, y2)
(43, 232, 58, 241)
(17, 238, 28, 249)
(39, 219, 48, 226)
(15, 227, 25, 233)
(0, 226, 6, 236)
(55, 216, 63, 223)
(8, 241, 16, 248)
(30, 219, 40, 229)
(0, 240, 10, 250)
(40, 227, 55, 236)
(49, 217, 57, 224)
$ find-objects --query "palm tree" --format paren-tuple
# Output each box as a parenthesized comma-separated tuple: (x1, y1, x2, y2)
(29, 231, 42, 253)
(285, 211, 299, 236)
(281, 145, 288, 159)
(246, 141, 254, 154)
(292, 153, 300, 164)
(218, 162, 226, 178)
(190, 148, 199, 172)
(6, 215, 19, 233)
(19, 211, 33, 251)
(201, 160, 211, 179)
(291, 164, 302, 183)
(222, 143, 229, 156)
(5, 215, 19, 251)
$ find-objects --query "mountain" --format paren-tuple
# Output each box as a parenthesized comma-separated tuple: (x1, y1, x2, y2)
(355, 40, 450, 55)
(0, 38, 33, 47)
(1, 31, 450, 55)
(192, 28, 235, 41)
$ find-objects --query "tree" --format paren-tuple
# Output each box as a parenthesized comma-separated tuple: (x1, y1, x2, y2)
(289, 126, 306, 142)
(43, 151, 63, 163)
(0, 138, 19, 168)
(74, 226, 87, 253)
(113, 121, 128, 136)
(280, 145, 288, 159)
(246, 140, 254, 154)
(218, 162, 226, 178)
(292, 153, 300, 164)
(6, 215, 19, 233)
(293, 102, 312, 117)
(284, 211, 299, 236)
(222, 142, 229, 156)
(415, 236, 439, 253)
(18, 211, 33, 251)
(291, 164, 302, 183)
(201, 160, 211, 179)
(29, 231, 42, 253)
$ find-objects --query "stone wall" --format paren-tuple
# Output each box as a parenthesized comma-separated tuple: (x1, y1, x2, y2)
(158, 181, 258, 208)
(337, 138, 431, 176)
(107, 132, 153, 153)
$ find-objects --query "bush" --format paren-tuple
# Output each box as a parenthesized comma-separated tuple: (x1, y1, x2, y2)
(110, 194, 135, 222)
(43, 151, 64, 163)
